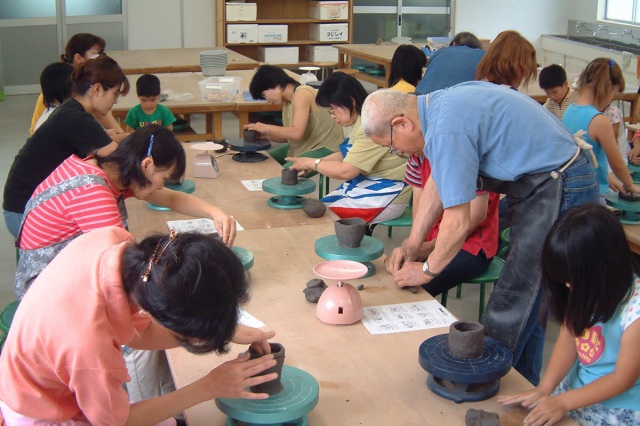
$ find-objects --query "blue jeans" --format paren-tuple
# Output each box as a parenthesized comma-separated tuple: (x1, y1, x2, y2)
(511, 152, 598, 385)
(3, 210, 22, 240)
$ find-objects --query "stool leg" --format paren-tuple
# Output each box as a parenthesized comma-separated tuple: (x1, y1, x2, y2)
(478, 283, 487, 321)
(387, 226, 392, 237)
(455, 284, 462, 299)
(325, 175, 330, 196)
(440, 290, 449, 307)
(318, 175, 324, 198)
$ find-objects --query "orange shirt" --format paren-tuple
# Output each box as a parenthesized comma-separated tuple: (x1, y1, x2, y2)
(0, 227, 150, 423)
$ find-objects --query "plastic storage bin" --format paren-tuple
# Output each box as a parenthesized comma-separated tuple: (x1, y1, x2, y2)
(198, 76, 242, 102)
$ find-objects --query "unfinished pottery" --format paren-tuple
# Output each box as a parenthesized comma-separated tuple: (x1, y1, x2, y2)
(465, 409, 500, 426)
(281, 168, 299, 185)
(302, 199, 326, 218)
(448, 321, 484, 359)
(304, 278, 328, 302)
(248, 343, 285, 395)
(243, 129, 257, 143)
(334, 217, 366, 248)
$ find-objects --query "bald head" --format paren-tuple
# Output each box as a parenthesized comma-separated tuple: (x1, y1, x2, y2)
(362, 89, 418, 139)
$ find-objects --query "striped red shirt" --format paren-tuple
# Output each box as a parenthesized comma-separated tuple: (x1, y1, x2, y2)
(19, 155, 125, 250)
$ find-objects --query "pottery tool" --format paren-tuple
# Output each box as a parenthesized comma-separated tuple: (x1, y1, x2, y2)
(216, 365, 319, 426)
(605, 192, 640, 224)
(314, 234, 383, 277)
(313, 260, 367, 325)
(261, 177, 316, 209)
(418, 334, 512, 403)
(190, 142, 224, 178)
(226, 138, 271, 163)
(147, 179, 196, 211)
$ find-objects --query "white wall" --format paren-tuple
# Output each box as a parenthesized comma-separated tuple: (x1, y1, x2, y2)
(127, 0, 215, 50)
(454, 0, 572, 51)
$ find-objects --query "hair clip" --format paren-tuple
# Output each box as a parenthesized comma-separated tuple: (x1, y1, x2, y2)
(609, 59, 615, 68)
(146, 134, 154, 157)
(141, 229, 177, 282)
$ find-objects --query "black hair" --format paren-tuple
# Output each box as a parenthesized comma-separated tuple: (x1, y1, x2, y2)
(450, 32, 482, 49)
(121, 232, 249, 354)
(388, 44, 427, 88)
(61, 33, 106, 64)
(40, 62, 74, 108)
(316, 72, 368, 116)
(71, 55, 130, 97)
(539, 64, 568, 89)
(136, 74, 161, 97)
(95, 124, 185, 188)
(541, 203, 639, 336)
(249, 65, 299, 100)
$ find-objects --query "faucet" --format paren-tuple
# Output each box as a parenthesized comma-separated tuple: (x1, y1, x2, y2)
(592, 24, 609, 36)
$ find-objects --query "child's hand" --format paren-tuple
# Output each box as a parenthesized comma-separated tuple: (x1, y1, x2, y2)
(521, 395, 567, 426)
(497, 387, 544, 408)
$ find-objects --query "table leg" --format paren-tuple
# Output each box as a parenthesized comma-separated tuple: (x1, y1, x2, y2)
(238, 112, 250, 136)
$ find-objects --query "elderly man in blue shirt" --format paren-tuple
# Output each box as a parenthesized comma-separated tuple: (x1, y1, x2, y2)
(361, 82, 609, 385)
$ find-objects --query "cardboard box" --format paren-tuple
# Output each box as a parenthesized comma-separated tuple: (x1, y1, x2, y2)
(225, 2, 257, 21)
(309, 1, 349, 20)
(305, 45, 338, 62)
(226, 24, 258, 44)
(258, 25, 288, 43)
(258, 46, 299, 64)
(309, 23, 348, 42)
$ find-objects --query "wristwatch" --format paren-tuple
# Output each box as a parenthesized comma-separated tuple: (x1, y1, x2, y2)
(422, 259, 439, 278)
(314, 158, 322, 170)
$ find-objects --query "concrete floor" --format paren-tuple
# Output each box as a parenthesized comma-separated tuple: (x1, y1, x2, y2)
(0, 93, 559, 379)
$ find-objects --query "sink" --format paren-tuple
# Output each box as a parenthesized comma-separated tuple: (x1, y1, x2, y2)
(549, 35, 640, 55)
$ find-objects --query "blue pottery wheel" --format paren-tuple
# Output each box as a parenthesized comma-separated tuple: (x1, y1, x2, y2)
(605, 192, 640, 224)
(147, 179, 196, 211)
(216, 365, 319, 426)
(231, 246, 254, 271)
(262, 177, 316, 209)
(418, 334, 512, 403)
(314, 234, 384, 277)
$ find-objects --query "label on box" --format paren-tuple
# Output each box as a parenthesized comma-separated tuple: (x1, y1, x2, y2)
(309, 1, 349, 20)
(226, 2, 257, 21)
(310, 23, 348, 41)
(227, 24, 258, 44)
(258, 25, 288, 43)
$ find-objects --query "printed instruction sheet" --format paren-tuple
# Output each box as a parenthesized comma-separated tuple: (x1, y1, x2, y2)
(362, 300, 457, 335)
(241, 179, 266, 191)
(166, 218, 245, 234)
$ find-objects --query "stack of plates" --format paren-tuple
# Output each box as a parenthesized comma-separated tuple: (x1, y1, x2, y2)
(200, 50, 228, 76)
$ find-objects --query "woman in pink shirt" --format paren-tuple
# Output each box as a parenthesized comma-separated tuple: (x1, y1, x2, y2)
(15, 124, 237, 299)
(0, 227, 277, 424)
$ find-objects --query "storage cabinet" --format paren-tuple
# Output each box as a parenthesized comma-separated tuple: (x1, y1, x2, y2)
(216, 0, 353, 66)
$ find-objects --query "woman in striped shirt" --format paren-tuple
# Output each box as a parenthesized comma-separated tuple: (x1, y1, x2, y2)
(14, 124, 236, 299)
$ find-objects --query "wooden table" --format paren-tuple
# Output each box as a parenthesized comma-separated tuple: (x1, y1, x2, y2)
(163, 222, 575, 425)
(335, 43, 406, 88)
(125, 147, 337, 238)
(109, 47, 258, 74)
(112, 72, 234, 142)
(112, 70, 298, 141)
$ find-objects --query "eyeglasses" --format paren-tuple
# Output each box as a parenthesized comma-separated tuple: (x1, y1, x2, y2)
(326, 106, 335, 115)
(141, 229, 177, 282)
(388, 124, 402, 155)
(104, 85, 121, 99)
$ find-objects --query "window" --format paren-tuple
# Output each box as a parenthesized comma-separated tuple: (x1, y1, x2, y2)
(604, 0, 640, 25)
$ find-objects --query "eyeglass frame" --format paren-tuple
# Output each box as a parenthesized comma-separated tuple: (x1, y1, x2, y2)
(388, 115, 403, 155)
